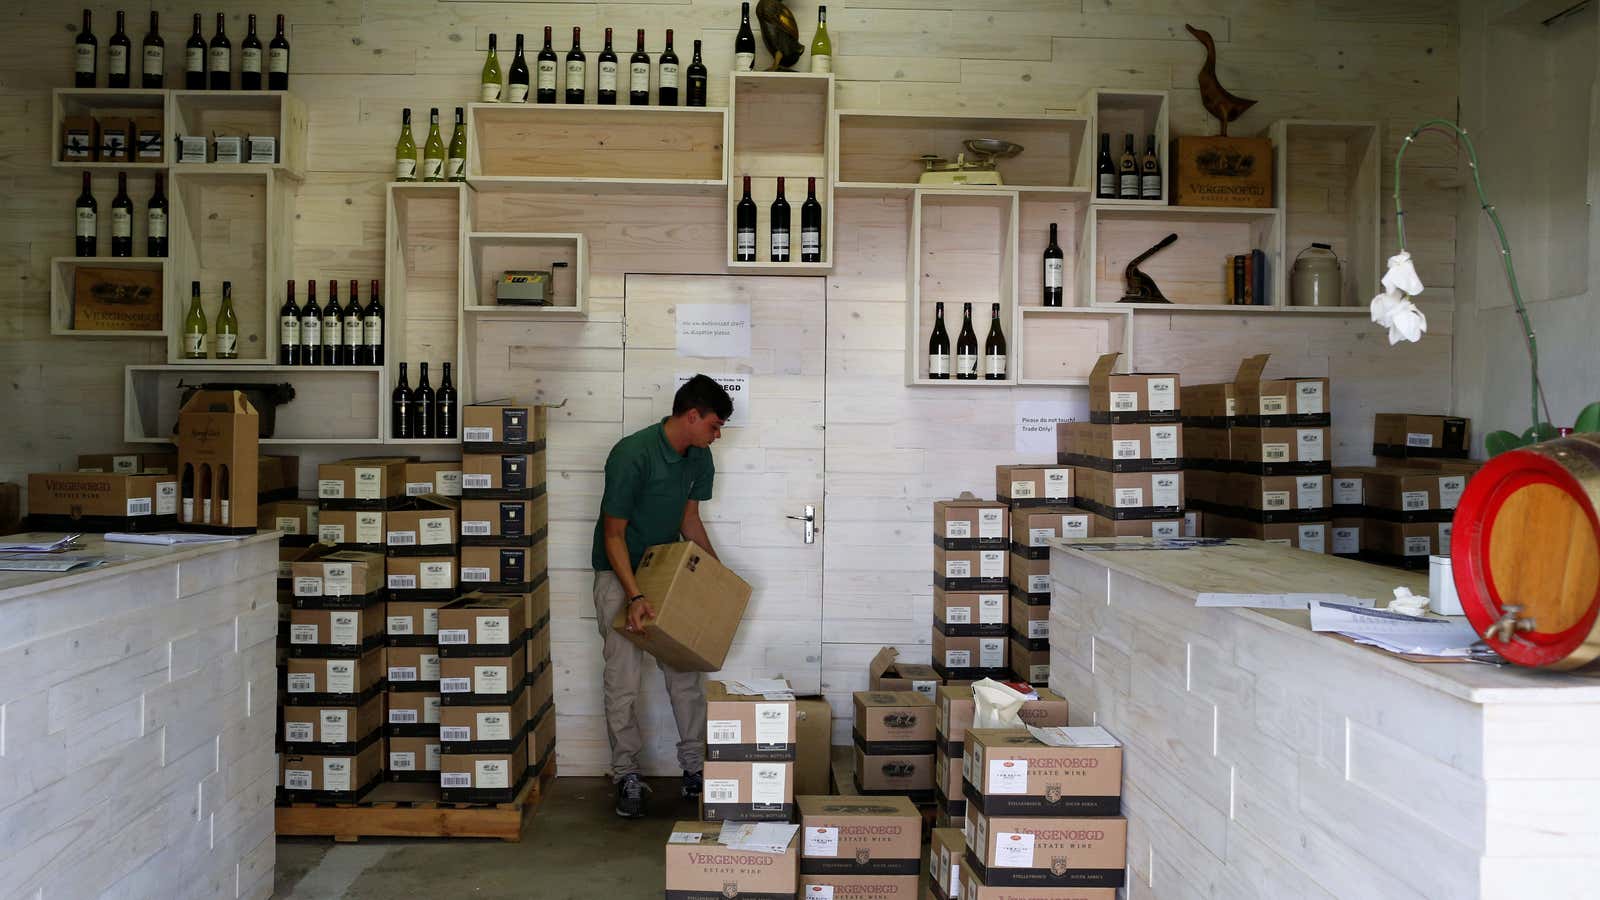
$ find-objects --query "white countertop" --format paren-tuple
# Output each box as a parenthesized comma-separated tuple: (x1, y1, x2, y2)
(1050, 537, 1600, 705)
(0, 531, 281, 603)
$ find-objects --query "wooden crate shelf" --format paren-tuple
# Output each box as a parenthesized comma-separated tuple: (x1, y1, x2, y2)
(468, 102, 726, 182)
(906, 189, 1017, 386)
(123, 364, 385, 445)
(167, 90, 308, 179)
(835, 110, 1087, 191)
(51, 88, 169, 167)
(1270, 119, 1381, 311)
(385, 182, 468, 416)
(1083, 205, 1279, 308)
(1083, 88, 1169, 205)
(49, 257, 167, 337)
(462, 232, 587, 318)
(1015, 307, 1132, 386)
(727, 72, 834, 269)
(275, 760, 557, 843)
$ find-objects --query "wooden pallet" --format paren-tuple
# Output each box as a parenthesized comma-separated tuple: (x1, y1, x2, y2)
(275, 761, 557, 842)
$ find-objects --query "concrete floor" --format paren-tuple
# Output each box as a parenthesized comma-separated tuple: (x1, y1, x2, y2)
(273, 776, 692, 899)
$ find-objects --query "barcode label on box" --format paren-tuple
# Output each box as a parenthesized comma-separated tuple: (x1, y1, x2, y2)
(1028, 574, 1050, 594)
(284, 769, 313, 790)
(1010, 480, 1036, 500)
(390, 708, 419, 724)
(978, 508, 1006, 537)
(709, 720, 742, 744)
(287, 673, 315, 693)
(945, 520, 972, 540)
(1261, 395, 1288, 416)
(945, 650, 971, 668)
(1113, 440, 1140, 460)
(1403, 491, 1429, 511)
(1263, 491, 1290, 510)
(979, 594, 1004, 624)
(438, 629, 469, 645)
(1297, 383, 1324, 415)
(1407, 432, 1434, 448)
(463, 427, 494, 443)
(441, 726, 472, 742)
(463, 474, 493, 490)
(945, 607, 972, 625)
(1114, 487, 1144, 508)
(389, 666, 418, 682)
(293, 576, 324, 598)
(1029, 527, 1054, 547)
(388, 530, 417, 546)
(285, 721, 314, 742)
(126, 497, 152, 516)
(318, 524, 346, 545)
(706, 780, 739, 803)
(462, 567, 491, 582)
(391, 752, 416, 771)
(1404, 535, 1431, 556)
(407, 481, 433, 497)
(276, 517, 300, 535)
(1028, 619, 1049, 640)
(440, 677, 472, 694)
(945, 560, 971, 579)
(1263, 443, 1290, 462)
(441, 772, 472, 788)
(463, 520, 493, 536)
(1439, 477, 1466, 509)
(318, 479, 346, 499)
(388, 575, 417, 590)
(388, 616, 413, 635)
(1110, 391, 1138, 412)
(290, 624, 318, 644)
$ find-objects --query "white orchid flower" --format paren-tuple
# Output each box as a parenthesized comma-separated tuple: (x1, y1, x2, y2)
(1370, 251, 1428, 344)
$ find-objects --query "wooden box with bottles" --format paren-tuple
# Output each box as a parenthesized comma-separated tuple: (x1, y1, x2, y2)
(727, 72, 834, 270)
(1085, 89, 1169, 207)
(385, 183, 467, 429)
(908, 190, 1016, 386)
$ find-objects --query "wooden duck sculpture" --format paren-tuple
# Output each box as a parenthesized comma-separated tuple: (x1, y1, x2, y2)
(756, 0, 804, 70)
(1186, 24, 1256, 136)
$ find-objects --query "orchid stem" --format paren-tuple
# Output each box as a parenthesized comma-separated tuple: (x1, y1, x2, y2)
(1393, 119, 1551, 433)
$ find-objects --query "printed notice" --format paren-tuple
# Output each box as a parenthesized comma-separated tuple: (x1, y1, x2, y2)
(675, 373, 748, 426)
(987, 758, 1028, 794)
(994, 832, 1035, 868)
(676, 302, 752, 358)
(1015, 398, 1088, 456)
(326, 661, 355, 694)
(804, 826, 839, 857)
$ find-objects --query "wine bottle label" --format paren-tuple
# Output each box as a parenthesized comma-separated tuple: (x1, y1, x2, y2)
(599, 60, 617, 91)
(537, 60, 557, 91)
(324, 317, 342, 345)
(736, 230, 755, 256)
(446, 157, 465, 180)
(566, 60, 584, 87)
(281, 316, 299, 344)
(395, 157, 416, 180)
(507, 83, 528, 102)
(148, 208, 167, 238)
(1141, 174, 1161, 199)
(186, 47, 204, 72)
(480, 81, 501, 102)
(735, 52, 755, 70)
(421, 157, 444, 179)
(216, 333, 237, 355)
(1098, 173, 1115, 195)
(771, 231, 789, 257)
(344, 318, 361, 345)
(1045, 258, 1064, 289)
(364, 318, 382, 345)
(802, 228, 820, 254)
(75, 208, 96, 238)
(1120, 173, 1139, 195)
(986, 352, 1006, 377)
(111, 208, 131, 238)
(811, 53, 832, 74)
(630, 62, 649, 92)
(269, 47, 288, 73)
(109, 45, 128, 75)
(75, 44, 95, 74)
(209, 46, 230, 72)
(929, 353, 950, 377)
(659, 63, 679, 88)
(242, 47, 261, 72)
(956, 352, 977, 376)
(145, 46, 163, 72)
(185, 332, 205, 355)
(303, 318, 321, 344)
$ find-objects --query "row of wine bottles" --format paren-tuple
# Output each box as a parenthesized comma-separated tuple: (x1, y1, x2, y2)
(392, 362, 459, 440)
(394, 108, 468, 183)
(927, 301, 1007, 380)
(481, 28, 710, 107)
(181, 280, 240, 359)
(734, 176, 824, 263)
(1095, 133, 1162, 201)
(277, 280, 386, 366)
(74, 10, 290, 91)
(74, 171, 167, 258)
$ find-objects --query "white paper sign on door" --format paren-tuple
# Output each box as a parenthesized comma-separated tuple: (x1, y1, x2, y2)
(675, 373, 748, 427)
(676, 303, 752, 358)
(1015, 398, 1089, 456)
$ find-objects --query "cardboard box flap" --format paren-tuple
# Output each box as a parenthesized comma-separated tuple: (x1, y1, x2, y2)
(1088, 352, 1122, 386)
(938, 491, 994, 509)
(869, 646, 899, 681)
(1233, 353, 1271, 387)
(180, 389, 258, 415)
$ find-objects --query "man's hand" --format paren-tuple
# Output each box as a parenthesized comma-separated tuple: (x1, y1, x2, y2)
(625, 596, 656, 633)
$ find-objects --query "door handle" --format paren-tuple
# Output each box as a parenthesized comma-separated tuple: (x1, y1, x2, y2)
(786, 504, 816, 544)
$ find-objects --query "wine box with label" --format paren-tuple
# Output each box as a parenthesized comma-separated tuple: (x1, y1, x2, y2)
(933, 493, 1010, 550)
(459, 544, 546, 594)
(934, 588, 1009, 638)
(962, 727, 1123, 816)
(1088, 352, 1180, 424)
(931, 632, 1009, 683)
(280, 694, 385, 755)
(1230, 354, 1330, 426)
(404, 461, 463, 499)
(935, 748, 965, 823)
(1372, 413, 1471, 460)
(1009, 636, 1049, 686)
(388, 735, 442, 782)
(278, 741, 386, 804)
(1186, 473, 1333, 524)
(868, 646, 941, 699)
(1074, 468, 1184, 520)
(1057, 422, 1185, 472)
(1230, 426, 1332, 475)
(282, 648, 386, 707)
(438, 685, 531, 755)
(289, 550, 387, 607)
(665, 820, 799, 900)
(611, 540, 752, 672)
(385, 689, 442, 739)
(25, 472, 177, 532)
(994, 465, 1075, 508)
(438, 643, 528, 706)
(1008, 553, 1052, 604)
(436, 592, 532, 657)
(1359, 518, 1446, 570)
(76, 452, 178, 475)
(461, 403, 547, 452)
(316, 507, 389, 551)
(1180, 382, 1236, 425)
(1010, 594, 1050, 651)
(261, 499, 319, 545)
(439, 739, 529, 804)
(852, 691, 936, 755)
(71, 266, 163, 333)
(705, 681, 798, 762)
(175, 389, 260, 532)
(287, 606, 386, 658)
(699, 759, 796, 822)
(384, 496, 460, 556)
(1009, 506, 1091, 559)
(386, 554, 459, 600)
(797, 794, 921, 880)
(461, 450, 546, 500)
(384, 645, 441, 693)
(934, 545, 1009, 592)
(460, 495, 547, 547)
(1087, 513, 1183, 539)
(1205, 514, 1331, 555)
(1169, 135, 1274, 208)
(317, 458, 409, 509)
(930, 827, 966, 900)
(852, 745, 935, 799)
(963, 808, 1128, 889)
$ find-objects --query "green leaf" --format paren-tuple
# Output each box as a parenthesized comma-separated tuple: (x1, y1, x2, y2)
(1522, 422, 1559, 444)
(1485, 430, 1528, 457)
(1573, 402, 1600, 434)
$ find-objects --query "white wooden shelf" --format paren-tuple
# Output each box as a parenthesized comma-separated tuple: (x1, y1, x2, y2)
(1082, 88, 1170, 206)
(468, 175, 725, 196)
(728, 72, 834, 269)
(384, 182, 468, 409)
(462, 231, 587, 319)
(1270, 119, 1381, 310)
(907, 189, 1017, 386)
(467, 102, 726, 184)
(385, 437, 462, 446)
(834, 109, 1088, 193)
(1014, 306, 1131, 387)
(124, 364, 384, 444)
(52, 161, 169, 170)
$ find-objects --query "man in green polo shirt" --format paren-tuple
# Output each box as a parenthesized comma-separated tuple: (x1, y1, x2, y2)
(591, 374, 732, 818)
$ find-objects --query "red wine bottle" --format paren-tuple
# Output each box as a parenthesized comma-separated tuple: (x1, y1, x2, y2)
(735, 176, 757, 262)
(185, 14, 206, 89)
(658, 30, 679, 106)
(770, 177, 791, 263)
(268, 15, 290, 90)
(344, 279, 363, 366)
(629, 30, 650, 106)
(392, 362, 413, 438)
(300, 280, 322, 366)
(364, 280, 384, 365)
(107, 10, 131, 88)
(110, 172, 134, 258)
(209, 13, 232, 91)
(75, 10, 97, 88)
(437, 363, 459, 439)
(597, 27, 618, 105)
(279, 281, 300, 365)
(411, 362, 436, 438)
(240, 14, 263, 90)
(800, 178, 822, 263)
(74, 172, 97, 257)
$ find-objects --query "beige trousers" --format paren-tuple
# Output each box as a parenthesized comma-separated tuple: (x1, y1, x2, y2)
(592, 569, 706, 781)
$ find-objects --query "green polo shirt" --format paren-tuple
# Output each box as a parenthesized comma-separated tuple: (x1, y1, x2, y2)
(591, 418, 715, 572)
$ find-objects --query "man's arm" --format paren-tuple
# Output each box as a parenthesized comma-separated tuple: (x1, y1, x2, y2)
(679, 500, 718, 560)
(604, 515, 655, 632)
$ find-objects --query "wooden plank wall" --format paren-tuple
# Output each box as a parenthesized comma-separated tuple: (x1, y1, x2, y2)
(0, 2, 1459, 772)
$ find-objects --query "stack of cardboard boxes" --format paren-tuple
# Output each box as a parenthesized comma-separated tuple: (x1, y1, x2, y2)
(1183, 355, 1333, 553)
(960, 727, 1127, 900)
(933, 494, 1012, 685)
(703, 682, 798, 823)
(460, 404, 549, 594)
(1065, 352, 1185, 540)
(933, 685, 1069, 828)
(798, 795, 923, 898)
(994, 467, 1084, 688)
(852, 690, 937, 801)
(1335, 413, 1477, 568)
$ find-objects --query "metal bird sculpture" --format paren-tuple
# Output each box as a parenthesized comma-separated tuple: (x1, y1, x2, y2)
(1186, 24, 1256, 136)
(756, 0, 805, 70)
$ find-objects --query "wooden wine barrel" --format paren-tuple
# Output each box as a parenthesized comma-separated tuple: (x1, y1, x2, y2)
(1453, 434, 1600, 669)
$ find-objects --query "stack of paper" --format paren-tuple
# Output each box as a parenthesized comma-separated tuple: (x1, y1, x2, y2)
(1309, 600, 1487, 657)
(719, 678, 795, 701)
(0, 554, 108, 573)
(104, 532, 245, 546)
(1025, 725, 1121, 747)
(718, 822, 798, 853)
(0, 533, 83, 552)
(1197, 593, 1375, 610)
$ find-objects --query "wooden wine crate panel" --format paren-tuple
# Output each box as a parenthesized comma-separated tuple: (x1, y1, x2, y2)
(1017, 308, 1130, 386)
(1016, 192, 1090, 309)
(1271, 120, 1381, 311)
(469, 104, 726, 181)
(1089, 207, 1278, 307)
(49, 257, 167, 337)
(167, 170, 271, 362)
(835, 111, 1087, 189)
(274, 760, 556, 842)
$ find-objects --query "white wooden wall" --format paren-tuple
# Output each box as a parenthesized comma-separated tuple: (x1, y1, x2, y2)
(0, 1, 1460, 772)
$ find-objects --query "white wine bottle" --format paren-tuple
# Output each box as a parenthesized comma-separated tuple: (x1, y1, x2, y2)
(447, 107, 467, 182)
(809, 6, 832, 73)
(394, 109, 419, 182)
(421, 107, 446, 182)
(480, 33, 502, 102)
(183, 281, 208, 359)
(215, 281, 239, 360)
(1118, 134, 1139, 200)
(1140, 135, 1162, 200)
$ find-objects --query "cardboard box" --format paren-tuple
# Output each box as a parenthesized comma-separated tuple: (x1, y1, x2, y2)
(385, 645, 441, 687)
(664, 820, 798, 900)
(0, 483, 18, 534)
(258, 454, 300, 502)
(1010, 637, 1049, 686)
(612, 541, 752, 672)
(852, 690, 935, 754)
(1357, 467, 1462, 521)
(1183, 468, 1226, 507)
(462, 450, 546, 498)
(388, 735, 442, 780)
(385, 599, 448, 645)
(702, 759, 796, 822)
(386, 689, 441, 731)
(1056, 422, 1183, 471)
(1183, 509, 1202, 537)
(1009, 553, 1051, 600)
(440, 693, 530, 751)
(525, 656, 555, 720)
(175, 390, 259, 529)
(1199, 473, 1330, 519)
(386, 554, 458, 596)
(934, 545, 1009, 592)
(262, 499, 319, 538)
(1087, 353, 1179, 424)
(1373, 413, 1470, 459)
(937, 685, 1069, 756)
(868, 648, 942, 699)
(439, 644, 528, 701)
(98, 117, 132, 161)
(405, 460, 463, 498)
(439, 740, 528, 803)
(386, 497, 459, 553)
(936, 747, 965, 820)
(317, 508, 388, 548)
(1010, 595, 1050, 648)
(529, 703, 558, 769)
(1331, 517, 1362, 557)
(799, 874, 918, 900)
(1205, 514, 1329, 554)
(291, 550, 386, 603)
(795, 697, 833, 797)
(935, 588, 1009, 637)
(1183, 425, 1232, 464)
(852, 746, 934, 797)
(1087, 513, 1182, 539)
(931, 632, 1008, 680)
(62, 115, 97, 161)
(930, 828, 966, 900)
(438, 593, 530, 653)
(281, 693, 385, 750)
(995, 465, 1075, 507)
(1170, 134, 1273, 208)
(133, 117, 162, 161)
(1010, 507, 1090, 559)
(317, 458, 408, 506)
(1073, 468, 1182, 519)
(798, 794, 921, 875)
(707, 681, 798, 762)
(1231, 354, 1329, 425)
(1361, 517, 1445, 568)
(460, 495, 547, 546)
(964, 809, 1128, 889)
(76, 452, 178, 475)
(462, 403, 547, 449)
(288, 606, 385, 656)
(283, 649, 385, 704)
(26, 472, 176, 531)
(1230, 426, 1330, 471)
(959, 859, 1119, 900)
(279, 740, 385, 801)
(461, 543, 546, 593)
(1180, 382, 1235, 422)
(962, 727, 1122, 816)
(934, 493, 1010, 550)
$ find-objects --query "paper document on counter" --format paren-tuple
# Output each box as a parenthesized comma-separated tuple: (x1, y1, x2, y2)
(718, 822, 798, 853)
(104, 532, 245, 545)
(0, 533, 83, 552)
(1310, 600, 1485, 657)
(1198, 593, 1374, 609)
(718, 677, 795, 700)
(0, 554, 109, 573)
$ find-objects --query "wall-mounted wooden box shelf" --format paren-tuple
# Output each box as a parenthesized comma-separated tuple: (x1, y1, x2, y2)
(1083, 88, 1170, 207)
(1084, 205, 1279, 308)
(835, 111, 1087, 193)
(907, 189, 1017, 386)
(50, 257, 167, 337)
(124, 364, 384, 445)
(1015, 307, 1132, 386)
(1271, 119, 1381, 311)
(467, 103, 727, 190)
(462, 232, 587, 318)
(727, 72, 834, 270)
(51, 88, 169, 168)
(385, 182, 468, 413)
(167, 90, 307, 179)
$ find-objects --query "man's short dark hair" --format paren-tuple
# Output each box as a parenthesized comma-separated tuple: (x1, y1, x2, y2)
(673, 374, 733, 421)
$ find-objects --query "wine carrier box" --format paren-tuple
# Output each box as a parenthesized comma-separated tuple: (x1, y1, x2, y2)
(318, 458, 410, 508)
(700, 759, 796, 822)
(934, 493, 1010, 550)
(934, 588, 1009, 638)
(175, 389, 260, 531)
(962, 727, 1123, 817)
(963, 808, 1129, 889)
(1010, 507, 1090, 559)
(611, 540, 752, 672)
(279, 740, 386, 803)
(1373, 413, 1470, 459)
(868, 646, 941, 699)
(1170, 135, 1274, 208)
(1057, 422, 1183, 471)
(798, 794, 920, 891)
(461, 544, 546, 593)
(1088, 352, 1179, 424)
(665, 821, 799, 900)
(384, 497, 460, 555)
(1231, 354, 1329, 426)
(462, 403, 547, 451)
(706, 681, 798, 762)
(995, 465, 1075, 508)
(460, 495, 547, 547)
(280, 694, 385, 754)
(461, 449, 546, 500)
(76, 452, 177, 475)
(25, 472, 177, 532)
(405, 460, 463, 498)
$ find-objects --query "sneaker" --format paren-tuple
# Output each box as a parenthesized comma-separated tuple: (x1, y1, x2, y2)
(681, 769, 704, 799)
(615, 773, 650, 818)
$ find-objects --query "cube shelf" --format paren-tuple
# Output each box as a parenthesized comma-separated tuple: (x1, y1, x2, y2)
(123, 365, 385, 445)
(462, 232, 588, 318)
(835, 111, 1087, 192)
(49, 257, 167, 337)
(907, 189, 1017, 386)
(384, 182, 469, 419)
(1083, 205, 1279, 308)
(1270, 119, 1381, 311)
(467, 103, 727, 187)
(1083, 88, 1170, 207)
(167, 90, 308, 178)
(727, 72, 835, 270)
(1015, 307, 1132, 386)
(51, 88, 169, 167)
